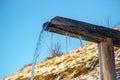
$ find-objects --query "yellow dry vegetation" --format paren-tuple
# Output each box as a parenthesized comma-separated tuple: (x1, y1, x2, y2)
(4, 26, 120, 80)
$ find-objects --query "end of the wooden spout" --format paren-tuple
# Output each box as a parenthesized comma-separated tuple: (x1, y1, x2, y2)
(43, 22, 51, 31)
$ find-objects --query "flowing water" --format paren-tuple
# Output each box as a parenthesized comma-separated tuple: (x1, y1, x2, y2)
(79, 36, 83, 47)
(51, 33, 53, 52)
(31, 24, 49, 80)
(66, 32, 68, 52)
(68, 33, 71, 48)
(30, 23, 83, 79)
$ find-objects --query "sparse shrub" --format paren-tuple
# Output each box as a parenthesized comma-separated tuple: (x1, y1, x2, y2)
(49, 42, 63, 56)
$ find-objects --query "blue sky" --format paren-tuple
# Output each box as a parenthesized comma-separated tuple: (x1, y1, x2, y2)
(0, 0, 120, 78)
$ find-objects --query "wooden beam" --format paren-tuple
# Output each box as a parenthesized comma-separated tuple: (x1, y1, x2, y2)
(43, 16, 118, 79)
(98, 38, 116, 80)
(43, 16, 120, 47)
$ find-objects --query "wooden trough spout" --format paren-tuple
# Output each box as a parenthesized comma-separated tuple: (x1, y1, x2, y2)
(43, 16, 120, 47)
(43, 16, 120, 80)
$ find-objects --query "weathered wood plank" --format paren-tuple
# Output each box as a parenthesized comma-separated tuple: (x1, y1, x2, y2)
(43, 16, 120, 47)
(98, 43, 103, 80)
(98, 38, 116, 80)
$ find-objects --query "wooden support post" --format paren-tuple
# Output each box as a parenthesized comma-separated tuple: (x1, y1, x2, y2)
(43, 16, 119, 80)
(98, 38, 116, 80)
(98, 43, 103, 80)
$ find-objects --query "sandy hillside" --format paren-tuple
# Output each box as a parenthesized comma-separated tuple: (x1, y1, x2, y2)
(4, 26, 120, 80)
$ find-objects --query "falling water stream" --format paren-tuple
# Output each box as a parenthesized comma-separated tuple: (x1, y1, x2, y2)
(51, 33, 53, 52)
(65, 32, 83, 52)
(79, 36, 83, 47)
(68, 33, 71, 48)
(30, 22, 84, 80)
(66, 32, 68, 52)
(31, 23, 49, 80)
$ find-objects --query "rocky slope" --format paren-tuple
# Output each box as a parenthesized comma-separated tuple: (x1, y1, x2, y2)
(4, 26, 120, 80)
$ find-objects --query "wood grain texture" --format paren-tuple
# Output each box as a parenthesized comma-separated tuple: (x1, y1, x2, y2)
(43, 16, 120, 47)
(98, 38, 116, 80)
(43, 16, 118, 80)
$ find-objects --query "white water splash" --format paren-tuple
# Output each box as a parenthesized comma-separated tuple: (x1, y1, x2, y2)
(31, 24, 49, 80)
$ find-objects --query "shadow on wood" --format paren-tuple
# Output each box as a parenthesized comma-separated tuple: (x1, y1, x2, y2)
(43, 16, 118, 80)
(43, 16, 120, 47)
